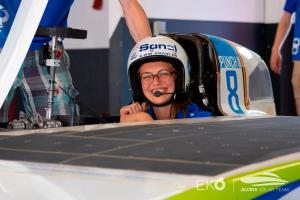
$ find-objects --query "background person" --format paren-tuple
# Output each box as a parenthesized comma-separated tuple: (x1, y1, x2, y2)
(0, 0, 77, 123)
(270, 0, 300, 116)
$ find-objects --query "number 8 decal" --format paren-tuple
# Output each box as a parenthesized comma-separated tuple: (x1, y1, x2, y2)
(226, 70, 244, 114)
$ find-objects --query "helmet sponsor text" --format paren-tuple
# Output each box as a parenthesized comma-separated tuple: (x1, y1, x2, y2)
(139, 43, 177, 52)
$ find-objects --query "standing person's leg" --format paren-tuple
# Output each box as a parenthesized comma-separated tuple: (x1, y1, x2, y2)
(291, 61, 300, 115)
(52, 49, 79, 116)
(22, 51, 48, 117)
(2, 47, 78, 123)
(0, 86, 18, 122)
(0, 64, 27, 122)
(25, 49, 78, 118)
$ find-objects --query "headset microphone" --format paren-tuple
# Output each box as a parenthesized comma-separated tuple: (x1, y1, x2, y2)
(154, 91, 174, 97)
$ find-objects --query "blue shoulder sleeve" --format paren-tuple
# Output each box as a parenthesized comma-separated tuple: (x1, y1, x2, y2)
(284, 0, 296, 13)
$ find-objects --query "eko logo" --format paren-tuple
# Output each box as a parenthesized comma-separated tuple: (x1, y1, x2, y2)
(196, 177, 226, 191)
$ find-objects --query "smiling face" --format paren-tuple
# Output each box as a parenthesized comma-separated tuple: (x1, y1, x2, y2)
(138, 61, 176, 105)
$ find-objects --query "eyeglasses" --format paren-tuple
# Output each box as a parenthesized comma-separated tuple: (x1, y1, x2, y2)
(139, 69, 176, 84)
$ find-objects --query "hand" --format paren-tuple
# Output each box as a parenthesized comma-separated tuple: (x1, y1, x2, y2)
(270, 50, 282, 74)
(120, 102, 147, 116)
(120, 112, 153, 123)
(120, 102, 153, 123)
(120, 102, 152, 123)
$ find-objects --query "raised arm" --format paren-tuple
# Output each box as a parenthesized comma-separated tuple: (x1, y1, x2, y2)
(119, 0, 152, 43)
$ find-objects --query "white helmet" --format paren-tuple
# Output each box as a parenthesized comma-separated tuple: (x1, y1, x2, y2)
(127, 35, 190, 102)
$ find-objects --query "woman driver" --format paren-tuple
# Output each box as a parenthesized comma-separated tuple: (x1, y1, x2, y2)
(120, 36, 211, 123)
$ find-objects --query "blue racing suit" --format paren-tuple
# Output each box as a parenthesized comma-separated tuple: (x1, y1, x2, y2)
(147, 102, 212, 120)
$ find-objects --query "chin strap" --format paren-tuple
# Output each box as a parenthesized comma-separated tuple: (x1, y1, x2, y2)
(147, 94, 176, 107)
